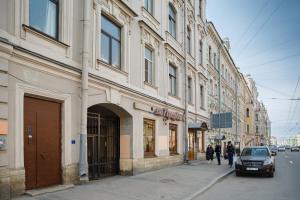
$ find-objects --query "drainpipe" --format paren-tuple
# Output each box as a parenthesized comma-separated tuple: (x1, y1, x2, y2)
(183, 0, 189, 163)
(79, 0, 90, 181)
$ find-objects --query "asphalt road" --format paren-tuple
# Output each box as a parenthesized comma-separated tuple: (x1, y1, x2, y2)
(194, 151, 300, 200)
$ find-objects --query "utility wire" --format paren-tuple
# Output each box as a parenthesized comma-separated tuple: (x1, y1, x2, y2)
(241, 52, 300, 69)
(237, 0, 285, 58)
(235, 0, 272, 48)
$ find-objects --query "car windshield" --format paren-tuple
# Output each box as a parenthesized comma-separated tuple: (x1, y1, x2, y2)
(241, 148, 269, 157)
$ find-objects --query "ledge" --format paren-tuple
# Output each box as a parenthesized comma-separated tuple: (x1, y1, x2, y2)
(22, 25, 69, 49)
(97, 59, 128, 76)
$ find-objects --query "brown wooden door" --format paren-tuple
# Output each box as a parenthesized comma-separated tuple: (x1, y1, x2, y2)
(188, 131, 195, 160)
(24, 96, 61, 190)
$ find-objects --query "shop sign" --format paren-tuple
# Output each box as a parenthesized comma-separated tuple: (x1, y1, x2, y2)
(153, 108, 184, 121)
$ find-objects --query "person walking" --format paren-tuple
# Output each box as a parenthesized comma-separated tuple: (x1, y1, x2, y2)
(226, 141, 235, 167)
(206, 144, 214, 164)
(215, 143, 222, 165)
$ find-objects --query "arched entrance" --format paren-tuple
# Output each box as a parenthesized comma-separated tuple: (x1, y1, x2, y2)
(87, 103, 132, 179)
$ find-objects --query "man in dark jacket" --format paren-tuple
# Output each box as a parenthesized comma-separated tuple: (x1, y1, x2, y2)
(215, 143, 222, 165)
(226, 141, 235, 167)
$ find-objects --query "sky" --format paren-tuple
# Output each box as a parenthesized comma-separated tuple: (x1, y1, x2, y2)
(206, 0, 300, 141)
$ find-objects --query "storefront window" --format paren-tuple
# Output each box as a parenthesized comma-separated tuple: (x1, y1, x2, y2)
(144, 119, 155, 157)
(169, 124, 177, 155)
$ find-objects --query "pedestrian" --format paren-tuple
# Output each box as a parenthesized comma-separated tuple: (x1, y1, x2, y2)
(215, 143, 221, 165)
(226, 141, 235, 167)
(206, 144, 214, 163)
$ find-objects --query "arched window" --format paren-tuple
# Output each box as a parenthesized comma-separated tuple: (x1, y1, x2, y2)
(169, 4, 176, 38)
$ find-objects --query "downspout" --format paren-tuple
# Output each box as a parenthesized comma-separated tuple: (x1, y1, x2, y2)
(183, 0, 189, 163)
(217, 43, 222, 144)
(79, 0, 90, 180)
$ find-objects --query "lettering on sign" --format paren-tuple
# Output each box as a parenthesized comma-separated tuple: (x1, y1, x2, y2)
(153, 108, 184, 121)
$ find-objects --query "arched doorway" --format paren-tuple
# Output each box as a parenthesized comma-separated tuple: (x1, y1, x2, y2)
(87, 103, 132, 179)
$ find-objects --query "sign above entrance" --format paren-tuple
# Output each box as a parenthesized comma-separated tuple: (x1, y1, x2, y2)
(153, 108, 184, 121)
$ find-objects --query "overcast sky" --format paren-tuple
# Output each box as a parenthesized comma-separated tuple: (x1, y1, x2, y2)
(206, 0, 300, 140)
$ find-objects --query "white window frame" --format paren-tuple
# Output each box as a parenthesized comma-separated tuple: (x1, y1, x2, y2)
(144, 46, 155, 85)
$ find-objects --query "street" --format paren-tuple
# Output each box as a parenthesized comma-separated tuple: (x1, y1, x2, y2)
(195, 151, 300, 200)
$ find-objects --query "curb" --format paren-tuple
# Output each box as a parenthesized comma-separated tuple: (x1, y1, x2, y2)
(183, 168, 235, 200)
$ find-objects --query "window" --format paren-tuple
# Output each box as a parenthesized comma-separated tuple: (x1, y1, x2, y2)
(29, 0, 59, 39)
(169, 4, 176, 38)
(199, 41, 203, 65)
(101, 15, 121, 68)
(144, 47, 154, 85)
(188, 77, 192, 103)
(144, 0, 153, 14)
(221, 65, 224, 77)
(247, 124, 249, 134)
(200, 85, 204, 108)
(187, 27, 191, 54)
(255, 114, 259, 121)
(169, 124, 177, 155)
(144, 119, 155, 157)
(208, 46, 212, 63)
(169, 64, 177, 96)
(256, 126, 259, 133)
(199, 0, 202, 18)
(246, 108, 249, 117)
(213, 53, 216, 67)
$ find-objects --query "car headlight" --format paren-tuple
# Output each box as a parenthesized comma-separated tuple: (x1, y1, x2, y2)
(236, 158, 242, 165)
(263, 159, 272, 165)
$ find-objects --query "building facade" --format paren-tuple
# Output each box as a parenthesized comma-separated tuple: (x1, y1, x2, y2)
(0, 0, 270, 198)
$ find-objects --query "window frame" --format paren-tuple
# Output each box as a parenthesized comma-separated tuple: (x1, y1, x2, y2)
(101, 15, 122, 69)
(144, 46, 154, 85)
(168, 4, 177, 38)
(169, 124, 178, 155)
(143, 118, 156, 157)
(169, 64, 177, 96)
(188, 77, 192, 104)
(144, 0, 154, 15)
(200, 84, 205, 109)
(29, 0, 60, 40)
(199, 40, 203, 65)
(187, 27, 191, 55)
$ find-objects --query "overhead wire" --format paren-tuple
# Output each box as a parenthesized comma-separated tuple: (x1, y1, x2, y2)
(237, 0, 285, 58)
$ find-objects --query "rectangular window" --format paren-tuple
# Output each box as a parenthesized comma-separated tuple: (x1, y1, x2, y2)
(144, 0, 153, 14)
(213, 53, 216, 67)
(188, 77, 192, 103)
(256, 126, 259, 133)
(144, 47, 154, 85)
(187, 27, 191, 54)
(169, 124, 177, 155)
(199, 41, 203, 65)
(169, 4, 176, 38)
(200, 85, 204, 108)
(101, 15, 121, 68)
(29, 0, 59, 39)
(208, 46, 212, 63)
(169, 64, 177, 96)
(144, 119, 155, 157)
(199, 0, 202, 18)
(247, 125, 250, 134)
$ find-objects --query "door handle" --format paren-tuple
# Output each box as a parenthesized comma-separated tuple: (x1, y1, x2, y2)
(40, 153, 46, 160)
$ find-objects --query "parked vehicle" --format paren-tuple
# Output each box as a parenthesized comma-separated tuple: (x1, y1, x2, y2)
(285, 145, 291, 150)
(235, 146, 275, 177)
(291, 146, 300, 152)
(278, 146, 285, 152)
(270, 145, 278, 156)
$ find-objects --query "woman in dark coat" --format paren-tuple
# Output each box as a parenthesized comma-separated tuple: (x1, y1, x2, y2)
(206, 144, 214, 163)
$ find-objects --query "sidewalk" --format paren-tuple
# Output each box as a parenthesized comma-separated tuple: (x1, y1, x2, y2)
(15, 159, 234, 200)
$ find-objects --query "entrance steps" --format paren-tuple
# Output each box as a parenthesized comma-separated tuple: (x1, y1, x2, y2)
(25, 184, 74, 196)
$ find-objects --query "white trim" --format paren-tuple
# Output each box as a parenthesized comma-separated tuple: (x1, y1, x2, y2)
(15, 83, 72, 169)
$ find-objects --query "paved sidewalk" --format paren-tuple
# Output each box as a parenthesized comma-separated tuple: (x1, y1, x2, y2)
(15, 159, 234, 200)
